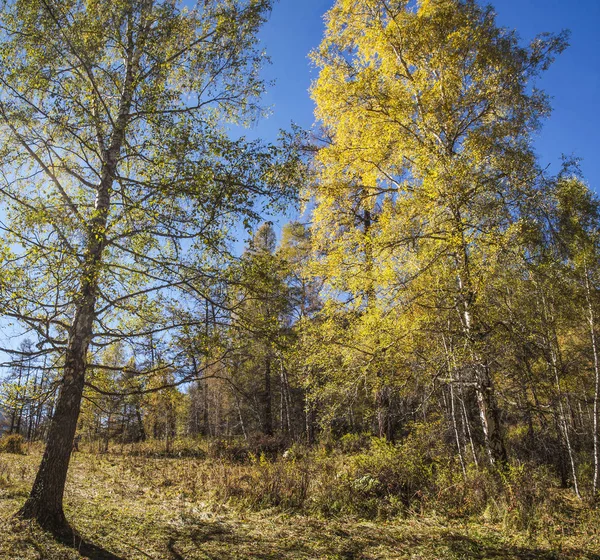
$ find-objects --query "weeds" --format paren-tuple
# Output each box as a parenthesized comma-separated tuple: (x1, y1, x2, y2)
(0, 434, 25, 455)
(1, 430, 599, 558)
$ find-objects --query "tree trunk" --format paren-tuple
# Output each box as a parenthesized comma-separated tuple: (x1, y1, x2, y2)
(475, 364, 507, 466)
(551, 352, 581, 499)
(281, 362, 294, 437)
(585, 266, 600, 497)
(442, 334, 467, 478)
(263, 356, 273, 436)
(12, 361, 23, 435)
(459, 385, 479, 468)
(234, 392, 248, 441)
(27, 368, 39, 441)
(135, 406, 146, 442)
(539, 287, 581, 499)
(202, 380, 210, 436)
(452, 213, 507, 468)
(376, 385, 393, 441)
(460, 303, 507, 466)
(17, 306, 93, 534)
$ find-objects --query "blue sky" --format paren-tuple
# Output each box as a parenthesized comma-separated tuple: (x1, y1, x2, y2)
(252, 0, 599, 198)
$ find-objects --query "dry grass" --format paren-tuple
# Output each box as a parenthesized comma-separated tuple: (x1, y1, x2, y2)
(0, 445, 599, 559)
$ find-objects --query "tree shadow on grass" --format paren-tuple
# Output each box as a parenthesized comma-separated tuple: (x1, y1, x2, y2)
(442, 534, 600, 560)
(58, 534, 125, 560)
(0, 516, 125, 560)
(160, 517, 600, 560)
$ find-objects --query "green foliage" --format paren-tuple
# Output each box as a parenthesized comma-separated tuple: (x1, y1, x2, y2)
(337, 432, 371, 454)
(311, 423, 452, 518)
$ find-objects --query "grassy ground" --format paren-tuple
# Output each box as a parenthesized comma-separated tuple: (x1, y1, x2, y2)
(1, 447, 600, 559)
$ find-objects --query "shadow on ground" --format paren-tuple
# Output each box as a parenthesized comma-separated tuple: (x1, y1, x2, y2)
(152, 516, 600, 560)
(58, 534, 125, 560)
(2, 502, 599, 559)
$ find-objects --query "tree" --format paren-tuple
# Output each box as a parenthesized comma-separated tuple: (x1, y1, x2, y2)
(524, 171, 600, 497)
(552, 176, 600, 495)
(308, 0, 568, 465)
(0, 0, 302, 533)
(229, 222, 291, 436)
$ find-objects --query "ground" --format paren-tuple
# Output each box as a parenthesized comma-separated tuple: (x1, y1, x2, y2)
(1, 448, 600, 559)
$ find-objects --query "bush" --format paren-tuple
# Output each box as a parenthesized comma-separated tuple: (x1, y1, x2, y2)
(310, 421, 453, 519)
(499, 463, 556, 533)
(338, 432, 371, 454)
(205, 451, 312, 510)
(207, 437, 251, 463)
(246, 452, 311, 509)
(0, 433, 25, 454)
(434, 458, 559, 531)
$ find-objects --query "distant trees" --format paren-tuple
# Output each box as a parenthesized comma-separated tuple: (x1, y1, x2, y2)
(0, 340, 56, 441)
(230, 222, 291, 436)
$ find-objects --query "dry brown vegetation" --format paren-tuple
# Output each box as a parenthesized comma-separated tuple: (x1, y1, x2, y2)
(1, 439, 600, 559)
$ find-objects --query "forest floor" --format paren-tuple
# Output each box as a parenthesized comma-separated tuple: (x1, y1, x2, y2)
(1, 448, 600, 560)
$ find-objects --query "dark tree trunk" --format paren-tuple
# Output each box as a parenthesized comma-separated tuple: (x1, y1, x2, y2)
(17, 322, 90, 535)
(27, 369, 39, 441)
(263, 356, 273, 436)
(135, 406, 146, 442)
(306, 399, 317, 445)
(202, 380, 210, 436)
(475, 364, 507, 467)
(12, 362, 24, 435)
(376, 385, 394, 441)
(9, 408, 16, 434)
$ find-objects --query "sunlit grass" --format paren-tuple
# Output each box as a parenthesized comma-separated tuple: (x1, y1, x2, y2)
(0, 443, 599, 559)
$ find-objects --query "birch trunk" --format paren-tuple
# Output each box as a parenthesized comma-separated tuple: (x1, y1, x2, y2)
(263, 355, 273, 436)
(540, 288, 581, 499)
(585, 266, 600, 496)
(457, 273, 507, 467)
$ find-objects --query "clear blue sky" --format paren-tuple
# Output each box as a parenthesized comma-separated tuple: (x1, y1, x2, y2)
(253, 0, 599, 194)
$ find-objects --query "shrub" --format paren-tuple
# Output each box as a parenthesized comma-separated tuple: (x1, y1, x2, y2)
(205, 451, 312, 510)
(499, 463, 556, 533)
(310, 421, 453, 519)
(207, 437, 251, 463)
(338, 432, 371, 454)
(0, 433, 25, 454)
(246, 452, 311, 509)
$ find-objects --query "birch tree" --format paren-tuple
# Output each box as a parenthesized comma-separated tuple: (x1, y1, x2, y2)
(309, 0, 568, 466)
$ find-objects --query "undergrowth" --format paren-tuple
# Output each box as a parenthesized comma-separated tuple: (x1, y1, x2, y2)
(1, 425, 600, 558)
(72, 422, 600, 535)
(0, 434, 25, 454)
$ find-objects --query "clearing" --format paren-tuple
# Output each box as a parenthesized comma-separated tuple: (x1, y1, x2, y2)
(0, 449, 599, 560)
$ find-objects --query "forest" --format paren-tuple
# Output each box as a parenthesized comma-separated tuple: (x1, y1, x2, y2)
(0, 0, 599, 558)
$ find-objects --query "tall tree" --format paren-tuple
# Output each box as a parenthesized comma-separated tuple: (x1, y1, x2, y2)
(308, 0, 568, 465)
(0, 0, 301, 533)
(230, 222, 291, 436)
